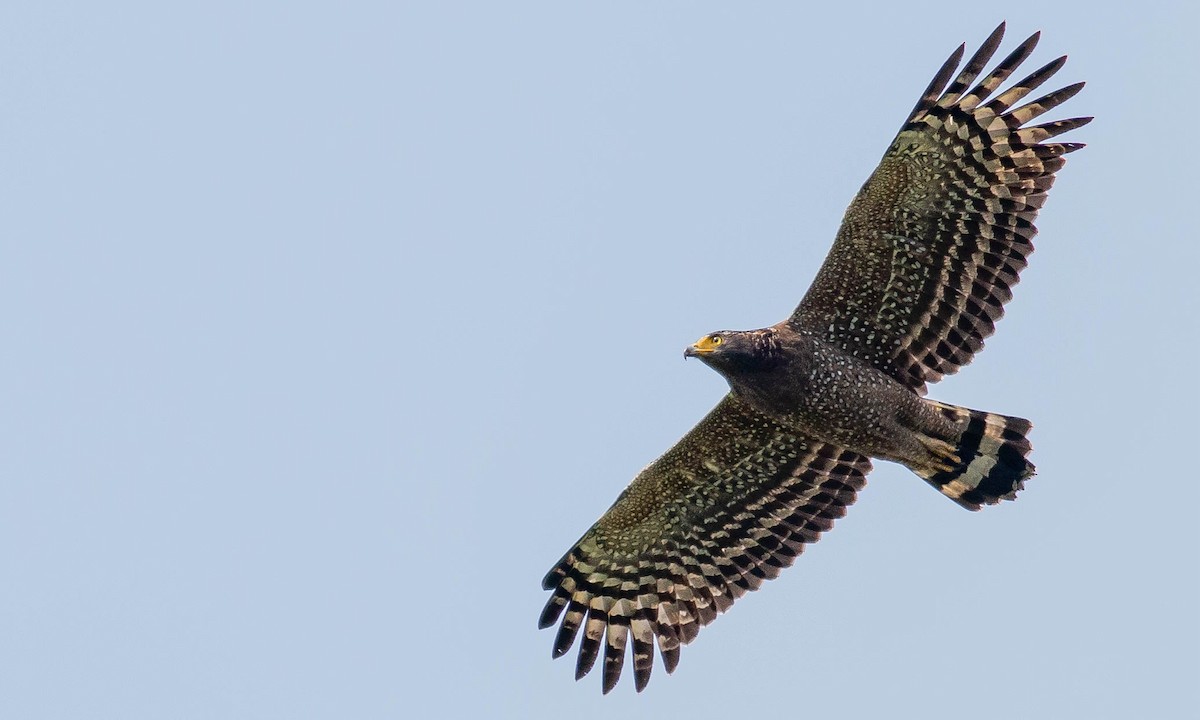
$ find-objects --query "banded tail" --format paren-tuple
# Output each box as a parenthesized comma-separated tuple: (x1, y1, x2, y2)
(916, 401, 1035, 510)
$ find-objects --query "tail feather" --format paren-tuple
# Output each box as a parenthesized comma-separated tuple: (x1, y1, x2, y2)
(916, 401, 1035, 511)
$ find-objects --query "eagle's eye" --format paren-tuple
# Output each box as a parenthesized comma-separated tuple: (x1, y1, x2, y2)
(710, 336, 722, 345)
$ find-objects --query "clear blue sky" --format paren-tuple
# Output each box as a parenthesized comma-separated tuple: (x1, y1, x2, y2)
(3, 2, 1196, 718)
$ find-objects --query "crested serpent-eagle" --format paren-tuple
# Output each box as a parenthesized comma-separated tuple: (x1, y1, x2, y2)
(539, 23, 1090, 693)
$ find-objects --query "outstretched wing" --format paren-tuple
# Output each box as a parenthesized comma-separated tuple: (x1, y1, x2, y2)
(539, 395, 871, 693)
(789, 23, 1090, 393)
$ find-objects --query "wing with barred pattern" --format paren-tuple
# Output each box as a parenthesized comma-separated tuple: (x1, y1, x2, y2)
(789, 23, 1090, 393)
(539, 395, 871, 693)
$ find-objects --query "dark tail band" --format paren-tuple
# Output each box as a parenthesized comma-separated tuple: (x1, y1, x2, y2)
(918, 401, 1035, 511)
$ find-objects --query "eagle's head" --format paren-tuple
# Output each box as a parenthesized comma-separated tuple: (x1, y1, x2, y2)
(684, 329, 782, 377)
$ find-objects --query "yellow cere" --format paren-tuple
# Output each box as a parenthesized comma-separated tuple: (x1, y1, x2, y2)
(692, 335, 722, 353)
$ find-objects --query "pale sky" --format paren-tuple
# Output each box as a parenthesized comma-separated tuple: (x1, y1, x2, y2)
(2, 2, 1197, 718)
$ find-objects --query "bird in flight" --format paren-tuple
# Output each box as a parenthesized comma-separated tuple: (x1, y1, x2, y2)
(539, 22, 1089, 693)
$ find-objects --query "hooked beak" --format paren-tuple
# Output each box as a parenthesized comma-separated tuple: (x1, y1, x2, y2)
(684, 335, 720, 359)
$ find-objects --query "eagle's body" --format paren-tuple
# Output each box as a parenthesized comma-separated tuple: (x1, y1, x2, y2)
(693, 329, 950, 465)
(691, 327, 1029, 507)
(540, 23, 1089, 694)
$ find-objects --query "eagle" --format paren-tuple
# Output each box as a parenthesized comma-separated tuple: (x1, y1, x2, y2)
(539, 23, 1089, 693)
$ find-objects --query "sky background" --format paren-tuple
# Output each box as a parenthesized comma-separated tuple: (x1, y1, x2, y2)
(2, 2, 1197, 718)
